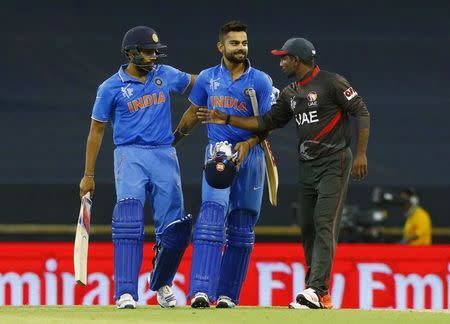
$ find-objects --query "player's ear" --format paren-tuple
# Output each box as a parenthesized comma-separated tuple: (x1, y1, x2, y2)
(217, 41, 224, 54)
(126, 51, 133, 62)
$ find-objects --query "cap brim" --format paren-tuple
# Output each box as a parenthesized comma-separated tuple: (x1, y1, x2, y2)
(271, 49, 288, 56)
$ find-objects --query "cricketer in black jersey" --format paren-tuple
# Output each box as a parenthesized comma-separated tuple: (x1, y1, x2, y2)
(259, 65, 370, 160)
(196, 37, 370, 309)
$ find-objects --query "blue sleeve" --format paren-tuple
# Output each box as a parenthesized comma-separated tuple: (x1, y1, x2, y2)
(91, 82, 114, 122)
(255, 72, 274, 116)
(164, 65, 191, 94)
(188, 70, 208, 107)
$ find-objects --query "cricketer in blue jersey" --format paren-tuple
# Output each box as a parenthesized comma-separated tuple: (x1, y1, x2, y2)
(173, 21, 275, 308)
(79, 26, 196, 309)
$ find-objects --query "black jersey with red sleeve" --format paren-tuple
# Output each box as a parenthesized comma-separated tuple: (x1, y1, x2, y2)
(258, 66, 369, 160)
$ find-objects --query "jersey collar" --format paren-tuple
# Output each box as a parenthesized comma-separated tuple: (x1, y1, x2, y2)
(118, 64, 158, 83)
(297, 65, 320, 86)
(220, 58, 252, 77)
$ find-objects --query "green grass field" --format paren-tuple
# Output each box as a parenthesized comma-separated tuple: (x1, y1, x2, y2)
(0, 307, 449, 324)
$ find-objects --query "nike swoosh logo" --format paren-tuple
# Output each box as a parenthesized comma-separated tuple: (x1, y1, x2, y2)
(253, 186, 262, 190)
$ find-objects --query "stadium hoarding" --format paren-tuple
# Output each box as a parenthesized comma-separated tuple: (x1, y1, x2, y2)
(0, 243, 449, 309)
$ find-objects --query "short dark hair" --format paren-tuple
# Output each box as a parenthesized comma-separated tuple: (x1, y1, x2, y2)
(219, 20, 247, 41)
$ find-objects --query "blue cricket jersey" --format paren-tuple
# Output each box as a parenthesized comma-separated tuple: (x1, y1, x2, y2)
(91, 64, 191, 146)
(188, 60, 273, 144)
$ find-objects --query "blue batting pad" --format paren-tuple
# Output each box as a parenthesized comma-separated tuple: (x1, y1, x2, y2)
(149, 215, 192, 291)
(112, 198, 145, 301)
(216, 209, 257, 304)
(188, 201, 226, 301)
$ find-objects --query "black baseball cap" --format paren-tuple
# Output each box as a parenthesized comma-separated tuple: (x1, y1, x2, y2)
(121, 26, 167, 52)
(271, 37, 316, 62)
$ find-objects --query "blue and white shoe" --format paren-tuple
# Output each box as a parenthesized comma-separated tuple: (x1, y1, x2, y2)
(157, 285, 177, 308)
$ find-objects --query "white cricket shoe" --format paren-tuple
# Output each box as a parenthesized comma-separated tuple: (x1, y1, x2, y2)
(157, 285, 177, 308)
(216, 296, 236, 308)
(296, 288, 322, 309)
(293, 288, 333, 309)
(190, 292, 210, 308)
(288, 302, 311, 309)
(116, 293, 137, 309)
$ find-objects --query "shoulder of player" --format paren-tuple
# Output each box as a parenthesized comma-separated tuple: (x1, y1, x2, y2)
(194, 65, 221, 82)
(249, 68, 270, 79)
(154, 64, 183, 76)
(249, 69, 273, 88)
(97, 73, 123, 92)
(416, 206, 431, 218)
(201, 65, 221, 75)
(318, 70, 348, 85)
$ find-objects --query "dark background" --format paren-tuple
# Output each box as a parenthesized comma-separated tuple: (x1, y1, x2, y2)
(1, 0, 449, 240)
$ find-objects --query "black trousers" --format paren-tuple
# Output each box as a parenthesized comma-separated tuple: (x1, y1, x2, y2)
(298, 147, 352, 296)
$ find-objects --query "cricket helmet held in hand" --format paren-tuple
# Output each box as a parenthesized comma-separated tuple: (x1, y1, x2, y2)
(204, 141, 238, 189)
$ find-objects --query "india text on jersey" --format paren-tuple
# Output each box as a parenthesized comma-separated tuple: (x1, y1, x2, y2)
(127, 92, 166, 113)
(210, 96, 247, 112)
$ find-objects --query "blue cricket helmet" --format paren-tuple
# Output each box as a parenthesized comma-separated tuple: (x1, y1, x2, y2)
(204, 150, 238, 189)
(121, 26, 167, 52)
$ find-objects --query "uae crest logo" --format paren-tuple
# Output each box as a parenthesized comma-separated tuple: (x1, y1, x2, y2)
(307, 91, 318, 107)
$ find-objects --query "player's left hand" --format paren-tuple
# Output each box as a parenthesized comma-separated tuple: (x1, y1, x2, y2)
(233, 141, 251, 167)
(351, 153, 368, 180)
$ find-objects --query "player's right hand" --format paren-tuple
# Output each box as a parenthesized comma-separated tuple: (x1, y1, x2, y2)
(351, 153, 368, 181)
(197, 108, 227, 124)
(233, 141, 251, 167)
(79, 176, 95, 198)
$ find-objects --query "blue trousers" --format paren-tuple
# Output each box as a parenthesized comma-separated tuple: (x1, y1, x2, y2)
(113, 144, 184, 240)
(201, 143, 265, 214)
